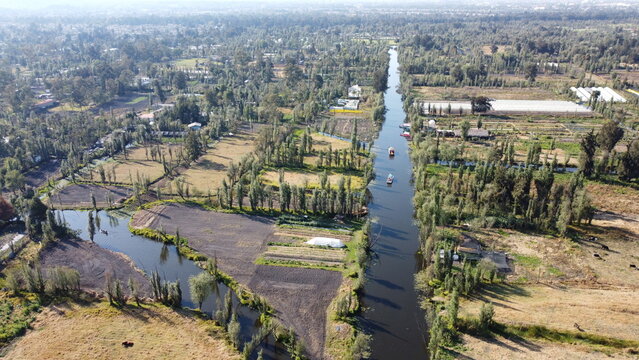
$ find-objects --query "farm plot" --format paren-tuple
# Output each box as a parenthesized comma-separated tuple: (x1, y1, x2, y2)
(39, 237, 151, 296)
(49, 184, 132, 209)
(261, 246, 346, 268)
(170, 131, 256, 196)
(413, 86, 559, 101)
(261, 169, 364, 189)
(311, 132, 353, 151)
(422, 100, 592, 114)
(130, 203, 342, 359)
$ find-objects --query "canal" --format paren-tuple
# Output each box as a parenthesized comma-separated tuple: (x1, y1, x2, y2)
(359, 48, 428, 359)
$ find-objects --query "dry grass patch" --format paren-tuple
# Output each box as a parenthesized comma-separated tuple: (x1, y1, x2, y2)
(123, 144, 183, 161)
(175, 131, 256, 195)
(457, 332, 636, 359)
(3, 301, 239, 360)
(89, 160, 165, 184)
(261, 170, 364, 189)
(311, 133, 352, 151)
(413, 86, 559, 101)
(460, 284, 639, 342)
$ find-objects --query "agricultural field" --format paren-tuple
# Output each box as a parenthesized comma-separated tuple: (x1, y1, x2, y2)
(48, 184, 132, 209)
(130, 203, 344, 358)
(3, 302, 238, 360)
(261, 169, 364, 190)
(413, 86, 561, 101)
(168, 130, 256, 196)
(38, 237, 151, 295)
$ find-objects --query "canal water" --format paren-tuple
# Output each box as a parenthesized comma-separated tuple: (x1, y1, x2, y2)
(359, 49, 428, 359)
(57, 209, 288, 360)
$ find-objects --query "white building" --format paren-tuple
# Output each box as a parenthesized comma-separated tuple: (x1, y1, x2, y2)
(348, 85, 362, 99)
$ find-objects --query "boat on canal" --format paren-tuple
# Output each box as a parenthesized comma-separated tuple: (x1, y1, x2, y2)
(386, 173, 394, 184)
(388, 147, 395, 156)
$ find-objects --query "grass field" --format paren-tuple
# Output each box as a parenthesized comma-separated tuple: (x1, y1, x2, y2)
(413, 86, 561, 101)
(3, 301, 238, 360)
(49, 103, 89, 112)
(261, 169, 364, 189)
(173, 131, 256, 196)
(460, 284, 639, 342)
(96, 160, 165, 184)
(173, 58, 208, 68)
(311, 133, 353, 151)
(127, 96, 147, 105)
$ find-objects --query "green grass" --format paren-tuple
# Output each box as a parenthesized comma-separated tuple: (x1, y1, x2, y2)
(0, 295, 41, 346)
(512, 254, 542, 268)
(127, 96, 147, 105)
(255, 257, 343, 271)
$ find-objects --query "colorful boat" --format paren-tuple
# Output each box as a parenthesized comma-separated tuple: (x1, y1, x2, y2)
(386, 173, 394, 184)
(388, 147, 395, 156)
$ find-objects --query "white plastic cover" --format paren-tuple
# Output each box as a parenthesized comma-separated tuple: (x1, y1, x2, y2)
(306, 237, 345, 248)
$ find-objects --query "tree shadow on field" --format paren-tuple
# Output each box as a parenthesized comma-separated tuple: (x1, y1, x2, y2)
(468, 283, 530, 308)
(196, 159, 224, 170)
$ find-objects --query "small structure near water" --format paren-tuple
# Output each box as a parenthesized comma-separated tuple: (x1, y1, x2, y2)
(306, 237, 345, 248)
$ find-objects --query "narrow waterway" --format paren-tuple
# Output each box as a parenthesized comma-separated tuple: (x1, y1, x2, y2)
(57, 209, 288, 360)
(359, 48, 428, 359)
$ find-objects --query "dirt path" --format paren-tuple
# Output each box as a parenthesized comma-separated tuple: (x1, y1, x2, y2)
(131, 203, 342, 359)
(39, 237, 151, 296)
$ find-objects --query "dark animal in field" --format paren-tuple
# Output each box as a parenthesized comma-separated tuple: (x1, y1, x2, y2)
(600, 244, 609, 251)
(121, 341, 134, 348)
(587, 236, 598, 242)
(631, 264, 637, 269)
(593, 253, 601, 258)
(574, 323, 585, 332)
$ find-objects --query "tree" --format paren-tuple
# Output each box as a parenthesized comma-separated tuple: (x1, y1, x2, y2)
(470, 96, 492, 114)
(596, 120, 624, 153)
(184, 132, 203, 162)
(0, 196, 16, 222)
(153, 80, 166, 103)
(578, 130, 597, 177)
(478, 302, 494, 331)
(88, 211, 96, 242)
(174, 71, 187, 91)
(619, 141, 639, 181)
(460, 120, 471, 141)
(372, 69, 388, 93)
(189, 272, 213, 310)
(524, 63, 538, 82)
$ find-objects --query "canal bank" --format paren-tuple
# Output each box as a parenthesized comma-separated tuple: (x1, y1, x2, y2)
(359, 48, 428, 359)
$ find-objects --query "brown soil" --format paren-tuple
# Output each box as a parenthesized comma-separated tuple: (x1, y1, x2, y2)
(24, 160, 61, 189)
(131, 203, 342, 358)
(3, 301, 238, 360)
(39, 237, 150, 296)
(49, 184, 132, 209)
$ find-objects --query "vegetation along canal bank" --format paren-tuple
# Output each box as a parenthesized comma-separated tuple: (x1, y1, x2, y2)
(359, 48, 429, 359)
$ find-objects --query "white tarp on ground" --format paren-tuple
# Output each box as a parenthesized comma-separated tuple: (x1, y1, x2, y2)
(423, 100, 592, 113)
(306, 237, 345, 248)
(571, 86, 626, 103)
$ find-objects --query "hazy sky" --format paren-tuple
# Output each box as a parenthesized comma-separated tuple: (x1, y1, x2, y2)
(1, 0, 637, 12)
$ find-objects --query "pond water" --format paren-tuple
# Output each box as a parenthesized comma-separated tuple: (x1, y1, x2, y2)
(57, 209, 289, 360)
(358, 49, 428, 359)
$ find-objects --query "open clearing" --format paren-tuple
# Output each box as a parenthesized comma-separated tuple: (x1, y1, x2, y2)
(131, 203, 342, 358)
(3, 302, 237, 360)
(461, 284, 639, 342)
(422, 100, 591, 114)
(173, 131, 256, 196)
(457, 333, 636, 360)
(261, 169, 364, 189)
(88, 159, 165, 185)
(311, 133, 353, 151)
(39, 238, 151, 296)
(49, 184, 132, 208)
(23, 160, 61, 189)
(413, 86, 560, 101)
